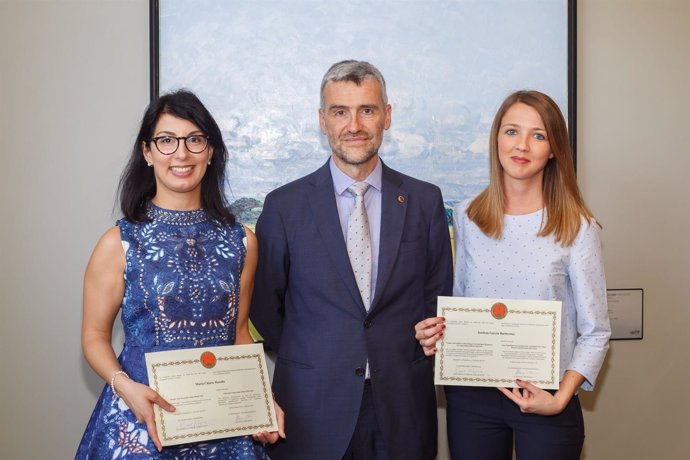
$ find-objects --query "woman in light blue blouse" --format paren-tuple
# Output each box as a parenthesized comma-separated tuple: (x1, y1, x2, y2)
(415, 90, 611, 459)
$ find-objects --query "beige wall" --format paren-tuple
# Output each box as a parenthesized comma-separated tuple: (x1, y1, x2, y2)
(1, 1, 688, 459)
(0, 1, 148, 459)
(577, 1, 690, 458)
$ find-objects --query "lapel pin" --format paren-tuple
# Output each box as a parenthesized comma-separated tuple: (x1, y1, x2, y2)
(397, 195, 406, 204)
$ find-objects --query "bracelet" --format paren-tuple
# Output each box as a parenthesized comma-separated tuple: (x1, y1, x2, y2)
(110, 370, 129, 400)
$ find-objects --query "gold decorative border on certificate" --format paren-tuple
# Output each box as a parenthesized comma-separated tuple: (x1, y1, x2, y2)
(438, 306, 559, 386)
(149, 353, 274, 443)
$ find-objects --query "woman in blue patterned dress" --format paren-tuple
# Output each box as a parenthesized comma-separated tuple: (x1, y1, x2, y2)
(77, 90, 284, 459)
(415, 91, 610, 459)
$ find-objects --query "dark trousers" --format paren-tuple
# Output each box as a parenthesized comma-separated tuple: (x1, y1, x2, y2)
(342, 381, 392, 460)
(445, 386, 584, 460)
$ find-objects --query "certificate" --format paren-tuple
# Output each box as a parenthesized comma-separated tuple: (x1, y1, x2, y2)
(145, 343, 277, 446)
(434, 296, 561, 389)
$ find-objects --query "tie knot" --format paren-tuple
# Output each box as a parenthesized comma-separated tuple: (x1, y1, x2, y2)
(348, 182, 370, 198)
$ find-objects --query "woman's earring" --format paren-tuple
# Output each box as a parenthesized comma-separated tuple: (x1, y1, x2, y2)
(208, 159, 212, 165)
(549, 154, 554, 159)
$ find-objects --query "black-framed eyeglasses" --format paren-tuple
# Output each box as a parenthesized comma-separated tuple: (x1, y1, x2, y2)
(150, 135, 209, 155)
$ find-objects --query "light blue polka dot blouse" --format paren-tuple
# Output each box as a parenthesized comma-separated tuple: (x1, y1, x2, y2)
(452, 200, 611, 391)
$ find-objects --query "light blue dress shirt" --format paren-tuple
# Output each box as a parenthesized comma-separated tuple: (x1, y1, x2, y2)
(330, 157, 382, 301)
(452, 200, 611, 391)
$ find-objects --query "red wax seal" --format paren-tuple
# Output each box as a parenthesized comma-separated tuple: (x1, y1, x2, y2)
(200, 351, 217, 369)
(491, 302, 508, 320)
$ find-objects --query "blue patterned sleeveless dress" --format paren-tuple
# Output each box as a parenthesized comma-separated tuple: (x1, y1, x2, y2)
(76, 204, 268, 459)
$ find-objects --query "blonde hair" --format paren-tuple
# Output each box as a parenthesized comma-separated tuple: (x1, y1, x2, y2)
(467, 90, 598, 246)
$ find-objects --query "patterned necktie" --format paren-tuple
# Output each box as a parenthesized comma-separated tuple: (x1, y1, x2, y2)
(347, 182, 372, 310)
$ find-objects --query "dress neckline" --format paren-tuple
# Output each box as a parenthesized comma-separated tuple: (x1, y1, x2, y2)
(146, 202, 208, 226)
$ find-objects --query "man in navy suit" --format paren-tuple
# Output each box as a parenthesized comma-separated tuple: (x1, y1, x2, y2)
(250, 60, 453, 460)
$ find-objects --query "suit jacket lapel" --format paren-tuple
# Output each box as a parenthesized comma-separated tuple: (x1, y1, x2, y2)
(371, 163, 407, 310)
(307, 162, 368, 313)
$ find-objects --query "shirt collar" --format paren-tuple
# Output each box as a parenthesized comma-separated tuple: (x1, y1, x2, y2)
(329, 156, 383, 196)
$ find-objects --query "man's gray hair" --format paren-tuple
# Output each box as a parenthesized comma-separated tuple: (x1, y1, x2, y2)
(320, 60, 388, 108)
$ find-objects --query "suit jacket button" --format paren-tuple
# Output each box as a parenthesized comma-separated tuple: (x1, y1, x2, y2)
(355, 367, 365, 376)
(364, 319, 373, 328)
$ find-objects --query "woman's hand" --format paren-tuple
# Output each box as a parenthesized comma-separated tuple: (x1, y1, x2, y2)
(498, 379, 570, 415)
(498, 371, 585, 416)
(252, 399, 286, 446)
(414, 316, 446, 356)
(115, 376, 176, 452)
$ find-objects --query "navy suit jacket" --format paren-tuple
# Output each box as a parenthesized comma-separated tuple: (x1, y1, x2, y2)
(250, 160, 453, 460)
